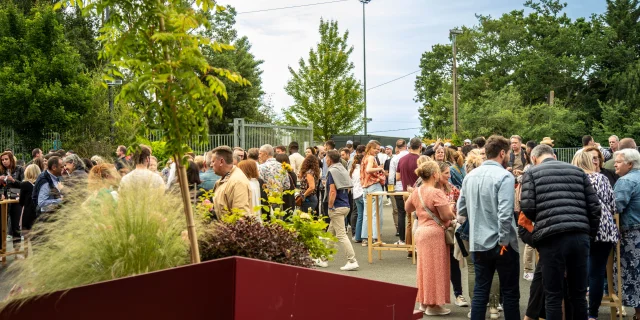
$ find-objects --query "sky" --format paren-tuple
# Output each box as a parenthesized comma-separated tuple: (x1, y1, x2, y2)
(225, 0, 606, 139)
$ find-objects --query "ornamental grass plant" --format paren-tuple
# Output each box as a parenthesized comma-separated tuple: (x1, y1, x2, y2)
(2, 185, 190, 306)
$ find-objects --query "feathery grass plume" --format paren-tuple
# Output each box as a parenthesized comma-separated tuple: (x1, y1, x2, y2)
(1, 183, 190, 308)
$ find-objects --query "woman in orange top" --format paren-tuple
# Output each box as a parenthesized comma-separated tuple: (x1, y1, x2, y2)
(359, 141, 386, 242)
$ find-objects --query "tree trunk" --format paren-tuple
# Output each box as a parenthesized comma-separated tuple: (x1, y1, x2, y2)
(174, 154, 201, 263)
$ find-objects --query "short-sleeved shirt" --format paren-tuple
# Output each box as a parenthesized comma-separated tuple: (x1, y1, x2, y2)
(398, 153, 420, 191)
(327, 172, 349, 208)
(409, 186, 449, 225)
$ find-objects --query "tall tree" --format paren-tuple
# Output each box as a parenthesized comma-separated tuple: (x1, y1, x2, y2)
(201, 6, 268, 133)
(0, 3, 93, 148)
(415, 0, 608, 145)
(284, 19, 364, 142)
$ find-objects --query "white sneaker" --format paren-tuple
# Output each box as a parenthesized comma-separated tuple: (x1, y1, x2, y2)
(523, 273, 534, 281)
(340, 261, 359, 271)
(490, 307, 499, 319)
(313, 259, 328, 268)
(425, 306, 451, 316)
(394, 240, 406, 245)
(455, 295, 469, 307)
(497, 304, 503, 311)
(385, 199, 392, 206)
(467, 310, 471, 319)
(617, 307, 627, 317)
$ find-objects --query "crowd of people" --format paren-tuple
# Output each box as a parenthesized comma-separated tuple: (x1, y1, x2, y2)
(2, 133, 640, 320)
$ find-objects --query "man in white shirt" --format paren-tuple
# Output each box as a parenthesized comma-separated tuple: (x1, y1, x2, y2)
(388, 139, 408, 241)
(288, 141, 305, 176)
(120, 145, 166, 191)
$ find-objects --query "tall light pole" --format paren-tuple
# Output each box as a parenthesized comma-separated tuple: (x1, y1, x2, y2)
(361, 0, 371, 135)
(450, 28, 462, 135)
(106, 80, 122, 142)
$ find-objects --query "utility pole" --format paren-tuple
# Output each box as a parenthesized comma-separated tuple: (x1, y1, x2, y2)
(450, 28, 462, 135)
(360, 0, 371, 135)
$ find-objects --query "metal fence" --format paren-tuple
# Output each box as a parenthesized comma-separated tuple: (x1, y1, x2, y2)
(147, 130, 234, 155)
(233, 118, 314, 151)
(0, 128, 61, 162)
(554, 147, 581, 163)
(146, 119, 314, 154)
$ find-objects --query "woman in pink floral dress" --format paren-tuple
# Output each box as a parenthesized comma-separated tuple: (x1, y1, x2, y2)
(405, 161, 456, 316)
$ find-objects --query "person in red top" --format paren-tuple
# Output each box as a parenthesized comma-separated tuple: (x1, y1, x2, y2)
(397, 137, 423, 250)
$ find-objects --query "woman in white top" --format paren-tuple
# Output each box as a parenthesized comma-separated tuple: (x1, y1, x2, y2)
(350, 155, 365, 243)
(237, 160, 263, 219)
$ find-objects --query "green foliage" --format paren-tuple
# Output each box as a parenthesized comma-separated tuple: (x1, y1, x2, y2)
(459, 87, 584, 146)
(284, 19, 365, 142)
(268, 210, 337, 260)
(3, 184, 190, 303)
(0, 3, 94, 148)
(414, 0, 632, 144)
(201, 6, 270, 133)
(78, 0, 248, 160)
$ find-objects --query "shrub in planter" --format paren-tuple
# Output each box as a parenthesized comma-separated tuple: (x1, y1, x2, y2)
(199, 217, 313, 268)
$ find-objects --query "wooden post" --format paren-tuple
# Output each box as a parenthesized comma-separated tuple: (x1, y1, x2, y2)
(367, 193, 373, 264)
(549, 90, 555, 105)
(174, 155, 201, 264)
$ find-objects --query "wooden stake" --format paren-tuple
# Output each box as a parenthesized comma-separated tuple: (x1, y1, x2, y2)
(174, 155, 201, 263)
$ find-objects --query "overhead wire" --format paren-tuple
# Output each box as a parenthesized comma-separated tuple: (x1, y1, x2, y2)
(367, 70, 420, 91)
(368, 127, 422, 134)
(237, 0, 350, 15)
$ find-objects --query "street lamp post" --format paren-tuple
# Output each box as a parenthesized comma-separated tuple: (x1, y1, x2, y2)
(450, 28, 462, 135)
(106, 80, 123, 142)
(360, 0, 371, 135)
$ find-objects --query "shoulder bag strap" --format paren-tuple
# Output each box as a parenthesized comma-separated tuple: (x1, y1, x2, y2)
(416, 185, 446, 230)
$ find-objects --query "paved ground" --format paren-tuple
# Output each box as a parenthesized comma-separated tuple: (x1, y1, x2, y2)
(0, 202, 618, 319)
(320, 201, 616, 319)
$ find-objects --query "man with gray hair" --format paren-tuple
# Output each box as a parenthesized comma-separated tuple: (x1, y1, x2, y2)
(258, 144, 291, 193)
(521, 144, 601, 320)
(612, 148, 640, 314)
(605, 138, 636, 171)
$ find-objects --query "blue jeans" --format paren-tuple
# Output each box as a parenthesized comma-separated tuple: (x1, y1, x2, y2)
(354, 196, 364, 242)
(471, 244, 520, 320)
(589, 241, 613, 319)
(300, 194, 318, 215)
(361, 183, 383, 239)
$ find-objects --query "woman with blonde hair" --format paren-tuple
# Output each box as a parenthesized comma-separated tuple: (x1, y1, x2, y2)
(433, 145, 446, 162)
(572, 150, 619, 320)
(360, 140, 386, 242)
(405, 161, 455, 315)
(465, 149, 484, 174)
(19, 164, 42, 239)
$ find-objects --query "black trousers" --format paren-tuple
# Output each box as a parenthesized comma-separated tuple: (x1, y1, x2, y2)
(525, 254, 573, 320)
(538, 233, 589, 320)
(394, 195, 406, 242)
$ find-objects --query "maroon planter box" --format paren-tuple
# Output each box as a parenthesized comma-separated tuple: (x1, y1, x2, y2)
(0, 256, 421, 320)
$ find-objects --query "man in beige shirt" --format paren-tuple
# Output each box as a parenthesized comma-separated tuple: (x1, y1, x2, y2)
(288, 141, 305, 176)
(211, 146, 252, 219)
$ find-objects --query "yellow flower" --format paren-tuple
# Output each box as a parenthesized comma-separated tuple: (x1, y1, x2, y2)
(281, 162, 293, 172)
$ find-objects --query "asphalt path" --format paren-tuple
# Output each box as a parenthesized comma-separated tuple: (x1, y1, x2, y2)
(0, 202, 619, 319)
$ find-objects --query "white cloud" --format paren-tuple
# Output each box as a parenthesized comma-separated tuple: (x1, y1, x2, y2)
(225, 0, 605, 138)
